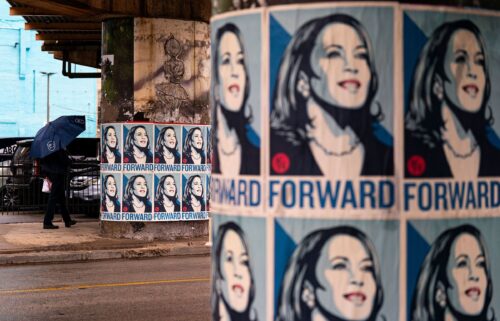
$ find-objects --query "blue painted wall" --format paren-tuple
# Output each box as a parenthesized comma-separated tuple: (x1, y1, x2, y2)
(0, 0, 98, 138)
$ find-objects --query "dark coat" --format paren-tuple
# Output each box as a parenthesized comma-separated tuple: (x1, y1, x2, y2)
(154, 151, 180, 164)
(101, 151, 121, 164)
(123, 150, 153, 164)
(212, 138, 260, 175)
(182, 202, 206, 212)
(270, 126, 394, 176)
(182, 153, 206, 165)
(40, 150, 71, 175)
(101, 198, 120, 212)
(154, 201, 180, 212)
(405, 130, 500, 178)
(122, 200, 152, 213)
(212, 124, 260, 175)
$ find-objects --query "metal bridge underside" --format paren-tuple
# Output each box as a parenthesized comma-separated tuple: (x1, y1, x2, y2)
(7, 0, 211, 69)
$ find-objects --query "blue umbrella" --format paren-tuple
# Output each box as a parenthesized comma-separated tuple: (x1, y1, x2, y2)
(30, 115, 86, 159)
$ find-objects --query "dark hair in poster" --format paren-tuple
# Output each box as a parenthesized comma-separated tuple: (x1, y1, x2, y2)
(212, 22, 260, 175)
(123, 174, 152, 212)
(410, 224, 494, 321)
(102, 125, 121, 164)
(123, 125, 153, 163)
(182, 174, 205, 212)
(270, 13, 393, 176)
(212, 221, 258, 321)
(155, 174, 180, 212)
(101, 174, 120, 212)
(276, 225, 384, 321)
(155, 126, 181, 164)
(182, 127, 206, 164)
(405, 19, 500, 177)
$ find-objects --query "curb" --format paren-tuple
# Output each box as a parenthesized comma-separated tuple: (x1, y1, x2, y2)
(0, 245, 211, 265)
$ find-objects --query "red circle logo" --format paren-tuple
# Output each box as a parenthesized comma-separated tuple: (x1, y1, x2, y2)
(155, 157, 160, 163)
(407, 155, 426, 176)
(272, 153, 290, 174)
(124, 157, 129, 163)
(182, 158, 187, 164)
(182, 206, 188, 212)
(155, 206, 160, 212)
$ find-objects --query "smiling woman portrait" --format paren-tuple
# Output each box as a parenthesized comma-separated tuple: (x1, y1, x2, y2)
(101, 125, 121, 164)
(182, 174, 205, 212)
(270, 13, 393, 177)
(405, 20, 500, 178)
(122, 174, 152, 213)
(154, 174, 180, 213)
(276, 226, 385, 321)
(212, 221, 259, 321)
(410, 224, 494, 321)
(101, 174, 120, 213)
(183, 127, 206, 165)
(123, 125, 153, 164)
(155, 126, 181, 164)
(212, 22, 260, 176)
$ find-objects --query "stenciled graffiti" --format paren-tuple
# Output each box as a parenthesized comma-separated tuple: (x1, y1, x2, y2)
(145, 34, 191, 121)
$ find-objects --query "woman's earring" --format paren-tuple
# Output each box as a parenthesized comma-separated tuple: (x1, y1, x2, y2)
(250, 308, 258, 321)
(214, 83, 220, 103)
(215, 279, 222, 295)
(435, 287, 447, 308)
(301, 287, 315, 309)
(433, 77, 444, 100)
(297, 71, 310, 98)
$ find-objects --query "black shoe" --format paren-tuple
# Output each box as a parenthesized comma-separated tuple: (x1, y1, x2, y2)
(65, 220, 77, 228)
(43, 224, 59, 229)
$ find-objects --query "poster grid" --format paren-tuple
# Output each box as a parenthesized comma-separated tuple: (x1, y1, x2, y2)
(100, 122, 210, 222)
(211, 3, 500, 321)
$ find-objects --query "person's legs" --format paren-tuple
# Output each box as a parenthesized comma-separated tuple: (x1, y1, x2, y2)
(54, 174, 75, 227)
(58, 190, 75, 227)
(43, 173, 76, 228)
(43, 174, 63, 227)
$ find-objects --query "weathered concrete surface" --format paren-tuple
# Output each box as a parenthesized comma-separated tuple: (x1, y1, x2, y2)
(100, 16, 211, 240)
(100, 220, 209, 241)
(0, 214, 209, 265)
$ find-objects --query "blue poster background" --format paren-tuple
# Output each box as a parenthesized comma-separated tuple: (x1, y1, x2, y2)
(182, 125, 207, 164)
(154, 124, 182, 164)
(123, 123, 154, 164)
(154, 173, 181, 212)
(404, 10, 500, 145)
(101, 172, 121, 213)
(407, 218, 500, 320)
(275, 218, 399, 320)
(269, 5, 394, 134)
(211, 12, 262, 140)
(122, 173, 153, 213)
(182, 173, 207, 211)
(212, 214, 267, 320)
(101, 124, 122, 161)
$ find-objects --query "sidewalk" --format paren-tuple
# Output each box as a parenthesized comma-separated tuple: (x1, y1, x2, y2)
(0, 214, 210, 265)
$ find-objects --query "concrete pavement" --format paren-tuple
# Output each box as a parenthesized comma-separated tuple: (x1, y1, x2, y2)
(0, 214, 210, 265)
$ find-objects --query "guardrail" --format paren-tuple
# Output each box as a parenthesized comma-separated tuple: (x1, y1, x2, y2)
(0, 159, 100, 217)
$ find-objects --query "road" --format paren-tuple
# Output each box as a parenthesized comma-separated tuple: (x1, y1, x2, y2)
(0, 256, 211, 321)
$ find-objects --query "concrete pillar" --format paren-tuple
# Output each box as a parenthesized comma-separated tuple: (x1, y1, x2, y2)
(100, 18, 134, 123)
(100, 17, 210, 240)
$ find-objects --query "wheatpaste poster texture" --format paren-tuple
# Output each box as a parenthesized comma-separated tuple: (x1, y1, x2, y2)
(210, 3, 500, 321)
(100, 123, 210, 221)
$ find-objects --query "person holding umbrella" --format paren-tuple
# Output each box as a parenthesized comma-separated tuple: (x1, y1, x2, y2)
(31, 115, 84, 229)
